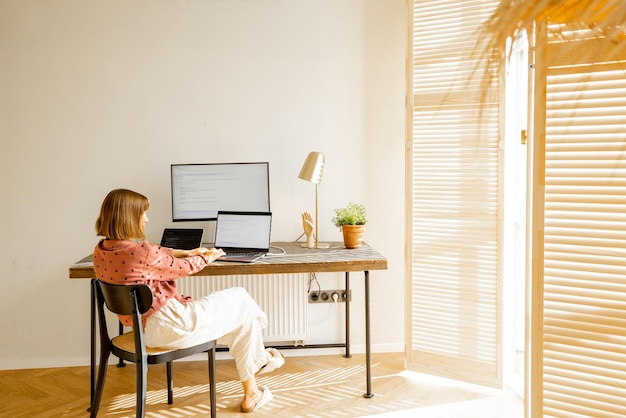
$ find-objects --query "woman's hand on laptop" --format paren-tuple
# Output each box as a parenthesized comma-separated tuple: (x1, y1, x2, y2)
(173, 247, 225, 262)
(196, 247, 226, 262)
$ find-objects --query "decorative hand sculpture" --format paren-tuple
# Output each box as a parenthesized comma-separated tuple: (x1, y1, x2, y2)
(302, 211, 315, 248)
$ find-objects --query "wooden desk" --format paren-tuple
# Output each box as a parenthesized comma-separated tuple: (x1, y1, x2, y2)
(70, 241, 387, 403)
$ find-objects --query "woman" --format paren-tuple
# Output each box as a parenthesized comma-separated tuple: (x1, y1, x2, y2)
(93, 188, 283, 413)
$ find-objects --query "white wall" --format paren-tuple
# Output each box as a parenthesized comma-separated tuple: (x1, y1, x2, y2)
(0, 0, 406, 369)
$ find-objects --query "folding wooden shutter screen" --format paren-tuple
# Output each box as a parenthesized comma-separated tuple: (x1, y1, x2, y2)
(532, 24, 626, 418)
(409, 0, 502, 386)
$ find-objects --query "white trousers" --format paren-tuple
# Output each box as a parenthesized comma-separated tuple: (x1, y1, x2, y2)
(144, 287, 269, 381)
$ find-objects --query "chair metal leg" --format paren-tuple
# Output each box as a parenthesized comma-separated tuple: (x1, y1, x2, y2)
(117, 321, 125, 368)
(166, 361, 174, 404)
(136, 356, 147, 418)
(209, 348, 216, 418)
(89, 345, 110, 418)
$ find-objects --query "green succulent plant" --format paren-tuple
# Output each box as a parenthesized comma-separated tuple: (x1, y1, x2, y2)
(332, 202, 367, 228)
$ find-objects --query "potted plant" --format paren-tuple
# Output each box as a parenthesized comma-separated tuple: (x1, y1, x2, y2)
(332, 202, 367, 249)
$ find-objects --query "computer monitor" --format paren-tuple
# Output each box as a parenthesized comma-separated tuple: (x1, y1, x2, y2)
(171, 162, 270, 221)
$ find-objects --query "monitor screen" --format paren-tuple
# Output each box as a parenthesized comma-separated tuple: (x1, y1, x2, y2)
(171, 162, 270, 221)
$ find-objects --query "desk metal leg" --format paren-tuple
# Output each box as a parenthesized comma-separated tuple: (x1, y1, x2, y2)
(344, 272, 351, 358)
(363, 270, 373, 398)
(89, 279, 96, 412)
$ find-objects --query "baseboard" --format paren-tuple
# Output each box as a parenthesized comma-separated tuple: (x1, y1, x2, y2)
(0, 343, 404, 370)
(181, 342, 404, 362)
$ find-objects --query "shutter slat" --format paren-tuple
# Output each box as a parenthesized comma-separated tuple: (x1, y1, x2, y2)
(410, 0, 500, 386)
(542, 23, 626, 418)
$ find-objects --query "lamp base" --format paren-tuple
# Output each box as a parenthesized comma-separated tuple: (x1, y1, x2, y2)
(300, 242, 331, 249)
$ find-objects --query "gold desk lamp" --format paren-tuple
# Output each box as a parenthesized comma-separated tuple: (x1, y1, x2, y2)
(298, 151, 330, 248)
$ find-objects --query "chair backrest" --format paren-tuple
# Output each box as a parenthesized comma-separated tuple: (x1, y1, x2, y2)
(94, 280, 154, 363)
(97, 281, 154, 316)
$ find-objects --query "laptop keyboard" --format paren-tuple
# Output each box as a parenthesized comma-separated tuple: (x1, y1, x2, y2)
(224, 250, 264, 257)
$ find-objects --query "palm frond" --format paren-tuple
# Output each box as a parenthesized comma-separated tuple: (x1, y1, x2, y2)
(470, 0, 626, 113)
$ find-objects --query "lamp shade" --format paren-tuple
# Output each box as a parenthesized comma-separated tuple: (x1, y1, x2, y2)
(298, 152, 325, 184)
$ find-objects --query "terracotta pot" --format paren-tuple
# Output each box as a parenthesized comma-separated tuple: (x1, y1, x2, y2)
(341, 224, 365, 249)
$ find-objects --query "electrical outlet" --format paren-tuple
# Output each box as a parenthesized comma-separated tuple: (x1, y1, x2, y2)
(308, 289, 352, 303)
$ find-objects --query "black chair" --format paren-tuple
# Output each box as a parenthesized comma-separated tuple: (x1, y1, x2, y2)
(90, 280, 217, 418)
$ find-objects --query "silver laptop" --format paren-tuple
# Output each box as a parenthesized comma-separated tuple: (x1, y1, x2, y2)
(214, 211, 272, 262)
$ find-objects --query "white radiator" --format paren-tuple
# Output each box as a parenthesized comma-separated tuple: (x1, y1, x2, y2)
(178, 274, 308, 343)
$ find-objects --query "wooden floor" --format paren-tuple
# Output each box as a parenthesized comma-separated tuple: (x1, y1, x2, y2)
(0, 353, 523, 417)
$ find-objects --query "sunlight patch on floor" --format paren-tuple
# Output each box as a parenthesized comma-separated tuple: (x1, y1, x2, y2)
(102, 361, 522, 418)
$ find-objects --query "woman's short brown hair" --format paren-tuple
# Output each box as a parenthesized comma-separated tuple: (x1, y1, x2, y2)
(95, 189, 150, 240)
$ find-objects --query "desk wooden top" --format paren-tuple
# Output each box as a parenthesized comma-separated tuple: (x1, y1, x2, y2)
(69, 241, 388, 279)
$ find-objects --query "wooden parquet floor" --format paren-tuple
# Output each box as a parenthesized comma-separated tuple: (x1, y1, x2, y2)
(0, 352, 520, 418)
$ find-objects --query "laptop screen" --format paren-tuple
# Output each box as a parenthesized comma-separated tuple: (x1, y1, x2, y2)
(214, 211, 272, 250)
(160, 228, 204, 250)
